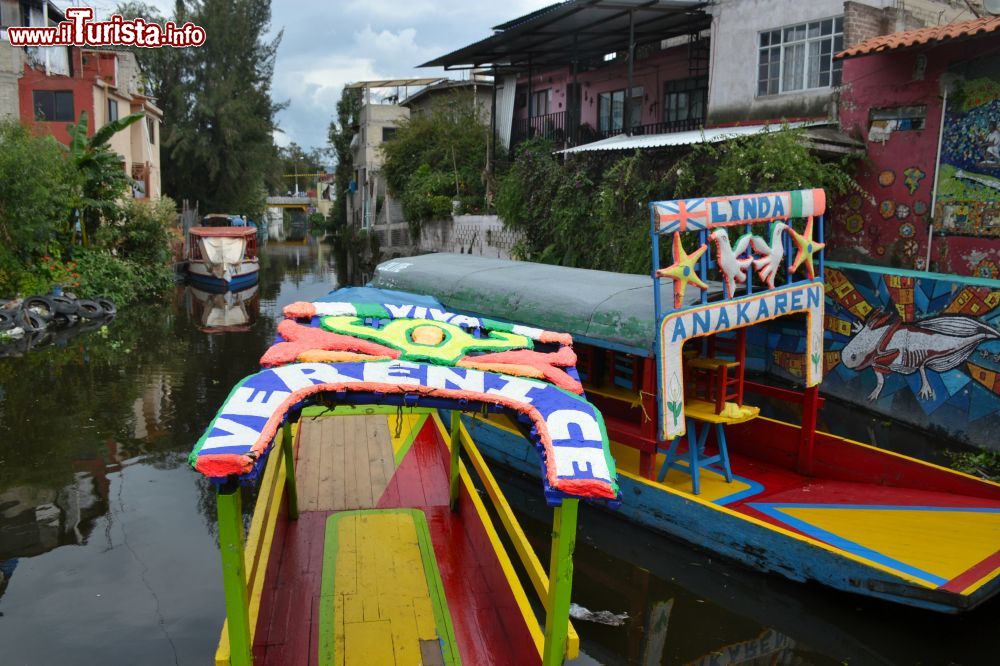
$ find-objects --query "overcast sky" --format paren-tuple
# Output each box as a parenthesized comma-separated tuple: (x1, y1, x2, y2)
(63, 0, 556, 157)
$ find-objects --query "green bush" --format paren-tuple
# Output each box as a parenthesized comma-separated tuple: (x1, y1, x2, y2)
(72, 248, 173, 305)
(401, 165, 457, 227)
(381, 90, 489, 233)
(496, 128, 858, 274)
(95, 197, 178, 266)
(0, 121, 76, 295)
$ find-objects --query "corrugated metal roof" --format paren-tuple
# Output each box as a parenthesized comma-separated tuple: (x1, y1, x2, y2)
(421, 1, 710, 74)
(837, 16, 1000, 59)
(558, 121, 823, 154)
(370, 253, 724, 355)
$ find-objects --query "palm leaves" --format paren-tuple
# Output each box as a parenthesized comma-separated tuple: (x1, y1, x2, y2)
(64, 110, 144, 244)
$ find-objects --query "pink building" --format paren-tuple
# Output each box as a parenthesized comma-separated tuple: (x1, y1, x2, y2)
(832, 17, 1000, 277)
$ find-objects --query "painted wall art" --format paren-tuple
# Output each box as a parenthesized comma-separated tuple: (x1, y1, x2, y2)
(936, 75, 1000, 238)
(748, 264, 1000, 450)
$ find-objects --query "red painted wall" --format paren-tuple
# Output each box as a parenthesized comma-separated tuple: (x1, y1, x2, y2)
(17, 47, 113, 144)
(831, 41, 999, 277)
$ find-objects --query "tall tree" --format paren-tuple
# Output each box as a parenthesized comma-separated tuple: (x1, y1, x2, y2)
(328, 88, 361, 228)
(117, 1, 283, 216)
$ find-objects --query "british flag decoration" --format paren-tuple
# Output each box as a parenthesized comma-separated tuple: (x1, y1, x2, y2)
(654, 198, 709, 232)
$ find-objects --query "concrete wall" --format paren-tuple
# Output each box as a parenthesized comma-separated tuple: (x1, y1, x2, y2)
(0, 41, 21, 120)
(707, 0, 846, 125)
(750, 262, 1000, 451)
(419, 215, 522, 260)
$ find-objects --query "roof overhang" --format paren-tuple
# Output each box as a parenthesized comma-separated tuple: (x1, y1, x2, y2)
(345, 78, 446, 89)
(422, 0, 711, 74)
(558, 121, 865, 157)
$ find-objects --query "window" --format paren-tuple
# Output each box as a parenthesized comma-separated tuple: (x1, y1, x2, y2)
(381, 126, 397, 142)
(107, 99, 119, 123)
(33, 90, 74, 122)
(598, 90, 625, 134)
(758, 17, 843, 96)
(146, 116, 156, 144)
(663, 77, 707, 127)
(598, 87, 643, 135)
(530, 89, 550, 117)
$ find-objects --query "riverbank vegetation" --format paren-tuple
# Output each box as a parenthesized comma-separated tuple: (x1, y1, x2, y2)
(380, 91, 491, 236)
(496, 128, 857, 274)
(0, 118, 175, 304)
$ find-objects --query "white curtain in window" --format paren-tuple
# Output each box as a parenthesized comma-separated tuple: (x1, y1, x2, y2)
(782, 43, 805, 92)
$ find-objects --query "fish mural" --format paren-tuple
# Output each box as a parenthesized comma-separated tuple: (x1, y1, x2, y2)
(841, 309, 1000, 401)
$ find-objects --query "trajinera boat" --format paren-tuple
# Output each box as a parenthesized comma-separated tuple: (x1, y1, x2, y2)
(188, 287, 620, 664)
(371, 188, 1000, 614)
(186, 214, 260, 291)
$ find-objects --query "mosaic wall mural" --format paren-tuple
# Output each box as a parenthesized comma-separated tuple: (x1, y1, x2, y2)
(748, 264, 1000, 450)
(935, 75, 1000, 238)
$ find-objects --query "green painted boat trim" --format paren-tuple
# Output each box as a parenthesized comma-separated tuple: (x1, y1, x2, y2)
(318, 509, 460, 666)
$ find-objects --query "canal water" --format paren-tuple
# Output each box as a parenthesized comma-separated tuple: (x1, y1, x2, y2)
(0, 240, 995, 665)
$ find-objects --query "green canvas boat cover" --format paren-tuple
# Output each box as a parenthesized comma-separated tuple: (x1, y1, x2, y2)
(371, 253, 723, 356)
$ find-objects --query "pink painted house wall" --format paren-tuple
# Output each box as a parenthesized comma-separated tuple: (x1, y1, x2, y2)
(513, 43, 695, 130)
(831, 40, 1000, 277)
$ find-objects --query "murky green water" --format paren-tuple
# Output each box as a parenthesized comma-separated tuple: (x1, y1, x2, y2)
(0, 241, 995, 665)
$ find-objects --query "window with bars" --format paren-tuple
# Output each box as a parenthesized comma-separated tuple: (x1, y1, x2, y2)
(758, 17, 843, 96)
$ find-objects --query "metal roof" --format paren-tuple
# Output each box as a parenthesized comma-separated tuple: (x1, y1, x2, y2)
(370, 253, 723, 355)
(344, 78, 445, 89)
(421, 0, 711, 73)
(837, 16, 1000, 59)
(558, 121, 825, 154)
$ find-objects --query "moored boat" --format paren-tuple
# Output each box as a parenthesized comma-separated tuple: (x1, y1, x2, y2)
(189, 288, 620, 664)
(186, 215, 260, 291)
(371, 189, 1000, 613)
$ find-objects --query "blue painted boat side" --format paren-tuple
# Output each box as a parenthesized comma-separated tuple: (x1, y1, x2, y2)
(463, 414, 973, 613)
(187, 270, 260, 293)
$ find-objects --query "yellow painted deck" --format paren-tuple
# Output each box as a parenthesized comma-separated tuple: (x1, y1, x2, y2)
(321, 510, 457, 666)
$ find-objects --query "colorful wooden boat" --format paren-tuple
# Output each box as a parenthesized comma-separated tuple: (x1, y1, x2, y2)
(188, 289, 620, 664)
(371, 189, 1000, 614)
(187, 216, 260, 291)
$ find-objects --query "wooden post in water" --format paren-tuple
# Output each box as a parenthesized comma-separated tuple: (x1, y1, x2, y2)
(449, 411, 461, 511)
(542, 498, 579, 666)
(216, 481, 252, 666)
(281, 420, 299, 520)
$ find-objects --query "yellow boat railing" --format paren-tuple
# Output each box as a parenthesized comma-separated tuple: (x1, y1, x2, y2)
(433, 412, 580, 663)
(214, 410, 581, 666)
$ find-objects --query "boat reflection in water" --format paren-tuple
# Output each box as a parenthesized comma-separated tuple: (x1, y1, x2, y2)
(185, 284, 259, 334)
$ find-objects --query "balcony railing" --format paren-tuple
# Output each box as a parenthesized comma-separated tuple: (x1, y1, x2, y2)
(510, 112, 705, 151)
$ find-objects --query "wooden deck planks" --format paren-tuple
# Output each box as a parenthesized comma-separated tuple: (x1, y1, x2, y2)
(296, 415, 396, 513)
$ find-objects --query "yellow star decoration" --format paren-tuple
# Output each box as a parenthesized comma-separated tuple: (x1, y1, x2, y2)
(656, 232, 708, 308)
(788, 216, 825, 280)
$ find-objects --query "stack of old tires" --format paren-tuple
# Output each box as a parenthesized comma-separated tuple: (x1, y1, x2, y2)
(0, 294, 116, 357)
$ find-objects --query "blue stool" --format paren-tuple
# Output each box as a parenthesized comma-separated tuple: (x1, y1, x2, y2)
(657, 418, 733, 495)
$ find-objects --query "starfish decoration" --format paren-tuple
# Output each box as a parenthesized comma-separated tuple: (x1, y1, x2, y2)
(788, 216, 825, 280)
(656, 232, 709, 308)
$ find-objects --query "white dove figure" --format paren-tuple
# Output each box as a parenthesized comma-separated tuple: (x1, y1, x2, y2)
(709, 228, 753, 298)
(750, 222, 788, 290)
